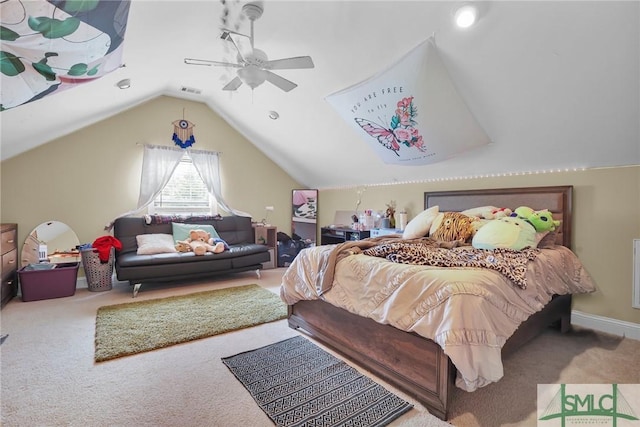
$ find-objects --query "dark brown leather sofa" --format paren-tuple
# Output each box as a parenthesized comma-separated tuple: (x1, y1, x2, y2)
(113, 216, 270, 296)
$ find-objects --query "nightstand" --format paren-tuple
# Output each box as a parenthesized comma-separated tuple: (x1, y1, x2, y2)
(253, 225, 277, 269)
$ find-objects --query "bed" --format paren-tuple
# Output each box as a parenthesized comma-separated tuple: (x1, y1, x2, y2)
(280, 186, 596, 420)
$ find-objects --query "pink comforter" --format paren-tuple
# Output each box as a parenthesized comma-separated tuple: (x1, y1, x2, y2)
(280, 243, 596, 391)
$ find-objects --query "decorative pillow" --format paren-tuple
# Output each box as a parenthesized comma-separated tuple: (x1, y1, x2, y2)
(461, 206, 498, 218)
(171, 222, 220, 243)
(402, 205, 439, 239)
(136, 233, 177, 255)
(430, 212, 475, 242)
(472, 217, 536, 250)
(429, 212, 444, 236)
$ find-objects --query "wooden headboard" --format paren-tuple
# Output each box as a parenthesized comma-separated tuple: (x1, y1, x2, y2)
(424, 186, 573, 248)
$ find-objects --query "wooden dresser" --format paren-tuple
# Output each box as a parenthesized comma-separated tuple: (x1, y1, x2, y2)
(1, 223, 18, 308)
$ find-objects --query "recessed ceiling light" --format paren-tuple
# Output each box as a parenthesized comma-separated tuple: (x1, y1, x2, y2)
(116, 78, 131, 89)
(454, 3, 478, 29)
(268, 111, 279, 120)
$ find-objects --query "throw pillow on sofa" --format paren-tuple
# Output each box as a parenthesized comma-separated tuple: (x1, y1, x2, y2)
(171, 222, 220, 243)
(136, 233, 178, 255)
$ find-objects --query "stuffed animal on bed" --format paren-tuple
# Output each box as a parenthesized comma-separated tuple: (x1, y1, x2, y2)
(472, 216, 536, 250)
(484, 207, 513, 219)
(460, 206, 512, 220)
(512, 206, 560, 232)
(430, 212, 475, 242)
(184, 229, 225, 255)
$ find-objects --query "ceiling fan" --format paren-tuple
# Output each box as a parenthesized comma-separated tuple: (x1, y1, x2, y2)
(184, 1, 314, 92)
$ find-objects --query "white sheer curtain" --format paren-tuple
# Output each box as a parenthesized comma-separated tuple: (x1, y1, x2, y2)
(105, 144, 249, 231)
(188, 148, 250, 217)
(105, 144, 184, 230)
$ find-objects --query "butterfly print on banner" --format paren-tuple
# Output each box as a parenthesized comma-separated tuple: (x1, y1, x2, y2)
(354, 118, 401, 156)
(354, 96, 427, 156)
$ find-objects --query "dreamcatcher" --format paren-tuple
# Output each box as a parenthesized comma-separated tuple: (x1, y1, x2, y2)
(172, 109, 196, 148)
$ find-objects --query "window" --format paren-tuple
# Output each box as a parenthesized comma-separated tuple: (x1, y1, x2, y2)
(150, 155, 214, 215)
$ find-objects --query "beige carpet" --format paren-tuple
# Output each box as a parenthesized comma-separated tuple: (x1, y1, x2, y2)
(1, 269, 638, 426)
(447, 325, 640, 426)
(94, 284, 287, 362)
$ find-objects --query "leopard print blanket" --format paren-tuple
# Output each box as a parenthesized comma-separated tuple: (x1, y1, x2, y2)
(362, 241, 539, 289)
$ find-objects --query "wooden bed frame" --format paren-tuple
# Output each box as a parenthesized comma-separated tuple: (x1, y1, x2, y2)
(287, 186, 574, 420)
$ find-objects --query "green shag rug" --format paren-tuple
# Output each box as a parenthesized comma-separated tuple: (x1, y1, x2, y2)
(94, 284, 287, 362)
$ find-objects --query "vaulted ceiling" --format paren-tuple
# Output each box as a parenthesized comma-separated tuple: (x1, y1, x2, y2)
(1, 1, 638, 189)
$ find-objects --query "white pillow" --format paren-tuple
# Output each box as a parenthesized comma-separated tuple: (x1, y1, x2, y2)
(461, 205, 498, 218)
(136, 234, 177, 255)
(402, 206, 439, 239)
(429, 212, 445, 236)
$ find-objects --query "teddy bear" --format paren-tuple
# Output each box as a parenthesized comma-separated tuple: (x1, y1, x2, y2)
(175, 240, 192, 253)
(184, 229, 225, 255)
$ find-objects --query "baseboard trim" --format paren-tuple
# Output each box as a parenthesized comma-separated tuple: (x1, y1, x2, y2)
(572, 310, 640, 340)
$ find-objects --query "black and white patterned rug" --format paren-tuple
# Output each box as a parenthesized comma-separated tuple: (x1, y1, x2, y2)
(222, 335, 413, 427)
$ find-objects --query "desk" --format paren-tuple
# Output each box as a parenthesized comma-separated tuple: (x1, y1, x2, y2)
(320, 227, 370, 245)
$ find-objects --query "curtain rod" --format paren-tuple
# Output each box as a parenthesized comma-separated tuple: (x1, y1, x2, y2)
(135, 142, 221, 155)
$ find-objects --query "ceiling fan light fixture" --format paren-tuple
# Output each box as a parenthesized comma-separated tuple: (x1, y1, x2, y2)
(454, 3, 479, 29)
(237, 65, 267, 89)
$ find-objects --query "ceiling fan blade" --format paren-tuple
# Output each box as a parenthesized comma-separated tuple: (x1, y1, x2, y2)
(222, 76, 243, 91)
(264, 71, 298, 92)
(265, 56, 314, 70)
(224, 32, 252, 62)
(184, 58, 242, 68)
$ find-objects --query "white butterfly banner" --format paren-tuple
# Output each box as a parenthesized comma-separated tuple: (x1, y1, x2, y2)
(326, 36, 490, 165)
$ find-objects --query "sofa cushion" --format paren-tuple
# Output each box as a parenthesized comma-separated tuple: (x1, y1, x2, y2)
(116, 243, 268, 267)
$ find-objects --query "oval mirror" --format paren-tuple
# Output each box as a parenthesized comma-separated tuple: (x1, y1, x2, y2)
(21, 221, 81, 268)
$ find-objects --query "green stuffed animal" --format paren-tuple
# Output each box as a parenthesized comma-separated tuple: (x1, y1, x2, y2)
(513, 206, 560, 232)
(472, 216, 537, 250)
